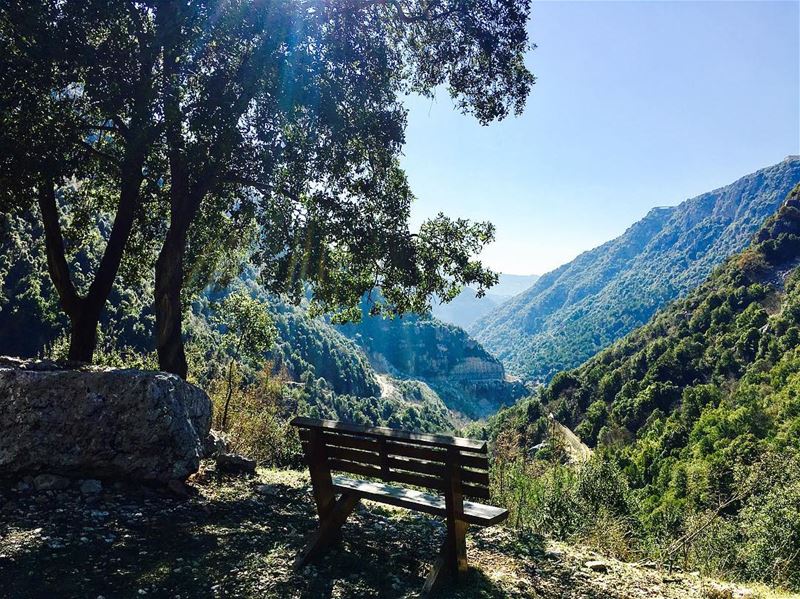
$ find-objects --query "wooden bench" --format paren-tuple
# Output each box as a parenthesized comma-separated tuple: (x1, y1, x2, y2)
(290, 417, 508, 593)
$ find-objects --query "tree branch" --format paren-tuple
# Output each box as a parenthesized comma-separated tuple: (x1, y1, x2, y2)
(79, 140, 122, 168)
(37, 177, 80, 316)
(111, 115, 130, 136)
(78, 122, 119, 133)
(341, 0, 460, 23)
(221, 175, 273, 193)
(662, 491, 744, 565)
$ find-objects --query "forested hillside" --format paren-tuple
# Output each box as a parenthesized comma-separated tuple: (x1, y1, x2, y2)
(472, 156, 800, 382)
(0, 209, 511, 431)
(202, 290, 456, 434)
(339, 306, 527, 419)
(477, 185, 800, 589)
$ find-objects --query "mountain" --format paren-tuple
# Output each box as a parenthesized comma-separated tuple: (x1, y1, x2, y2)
(545, 183, 800, 445)
(250, 295, 455, 433)
(255, 292, 527, 425)
(431, 273, 539, 329)
(471, 156, 800, 382)
(476, 186, 800, 589)
(338, 308, 527, 420)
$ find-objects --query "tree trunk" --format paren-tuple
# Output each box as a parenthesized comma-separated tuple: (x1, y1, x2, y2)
(155, 224, 188, 379)
(32, 18, 155, 364)
(38, 179, 103, 364)
(152, 0, 247, 378)
(66, 309, 99, 363)
(155, 1, 192, 379)
(221, 358, 236, 430)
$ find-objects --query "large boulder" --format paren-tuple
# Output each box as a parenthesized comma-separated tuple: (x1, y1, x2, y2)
(0, 357, 211, 483)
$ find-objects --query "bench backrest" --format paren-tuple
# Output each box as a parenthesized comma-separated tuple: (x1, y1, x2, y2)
(291, 417, 491, 499)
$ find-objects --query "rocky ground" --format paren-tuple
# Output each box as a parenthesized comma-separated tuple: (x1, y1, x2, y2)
(0, 463, 794, 599)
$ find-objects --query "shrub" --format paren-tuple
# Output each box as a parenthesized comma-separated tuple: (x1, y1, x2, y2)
(207, 368, 302, 467)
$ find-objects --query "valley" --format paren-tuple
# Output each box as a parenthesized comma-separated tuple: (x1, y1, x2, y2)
(470, 156, 800, 383)
(1, 3, 798, 597)
(2, 160, 799, 595)
(471, 183, 800, 591)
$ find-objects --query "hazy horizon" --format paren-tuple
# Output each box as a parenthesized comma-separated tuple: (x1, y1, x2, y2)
(402, 0, 800, 276)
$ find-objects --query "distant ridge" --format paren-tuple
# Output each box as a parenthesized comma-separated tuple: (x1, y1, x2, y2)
(470, 157, 800, 381)
(431, 273, 539, 330)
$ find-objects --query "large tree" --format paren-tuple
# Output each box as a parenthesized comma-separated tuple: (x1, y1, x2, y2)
(1, 0, 534, 377)
(151, 0, 534, 377)
(0, 1, 160, 361)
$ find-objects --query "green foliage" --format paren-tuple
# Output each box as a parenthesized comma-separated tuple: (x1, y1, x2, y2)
(0, 206, 458, 435)
(207, 369, 302, 467)
(491, 448, 639, 561)
(482, 188, 800, 589)
(473, 157, 800, 383)
(1, 0, 534, 370)
(213, 290, 276, 370)
(192, 282, 456, 435)
(0, 204, 155, 358)
(210, 289, 276, 429)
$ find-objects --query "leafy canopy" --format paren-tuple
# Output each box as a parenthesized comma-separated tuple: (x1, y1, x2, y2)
(0, 0, 534, 369)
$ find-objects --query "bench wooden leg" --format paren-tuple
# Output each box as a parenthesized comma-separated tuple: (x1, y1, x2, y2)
(294, 492, 360, 569)
(447, 517, 468, 578)
(444, 449, 468, 580)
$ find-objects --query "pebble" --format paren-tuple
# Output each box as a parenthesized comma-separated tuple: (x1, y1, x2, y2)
(585, 560, 610, 573)
(80, 480, 103, 494)
(33, 474, 71, 491)
(0, 464, 775, 598)
(13, 481, 32, 493)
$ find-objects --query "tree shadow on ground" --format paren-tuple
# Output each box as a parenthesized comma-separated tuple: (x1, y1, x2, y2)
(0, 474, 527, 598)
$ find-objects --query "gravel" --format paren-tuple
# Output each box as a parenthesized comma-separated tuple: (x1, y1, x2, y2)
(0, 462, 780, 599)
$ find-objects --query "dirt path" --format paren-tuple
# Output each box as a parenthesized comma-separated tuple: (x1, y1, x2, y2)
(555, 421, 593, 463)
(376, 373, 398, 399)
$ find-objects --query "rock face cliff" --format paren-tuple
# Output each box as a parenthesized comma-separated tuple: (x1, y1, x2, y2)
(472, 156, 800, 382)
(0, 358, 211, 483)
(339, 314, 527, 419)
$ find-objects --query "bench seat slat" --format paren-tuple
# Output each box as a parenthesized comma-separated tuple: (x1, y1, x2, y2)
(387, 456, 445, 478)
(322, 433, 380, 453)
(332, 476, 508, 526)
(460, 469, 490, 487)
(323, 455, 490, 498)
(328, 459, 447, 492)
(386, 441, 489, 471)
(291, 417, 487, 453)
(327, 458, 489, 499)
(459, 454, 490, 471)
(385, 441, 446, 463)
(461, 483, 491, 500)
(302, 441, 491, 491)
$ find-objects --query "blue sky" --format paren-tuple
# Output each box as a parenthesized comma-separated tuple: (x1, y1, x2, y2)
(402, 0, 800, 275)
